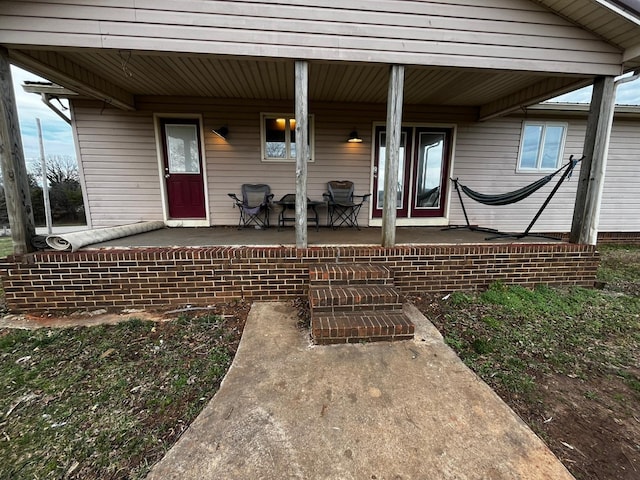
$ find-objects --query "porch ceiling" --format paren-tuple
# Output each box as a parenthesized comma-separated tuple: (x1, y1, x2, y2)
(10, 47, 590, 115)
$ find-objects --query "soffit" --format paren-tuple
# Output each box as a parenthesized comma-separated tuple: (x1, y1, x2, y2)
(16, 49, 589, 108)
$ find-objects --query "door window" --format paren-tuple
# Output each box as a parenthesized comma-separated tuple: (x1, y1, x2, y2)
(376, 132, 407, 210)
(414, 132, 446, 210)
(165, 124, 201, 174)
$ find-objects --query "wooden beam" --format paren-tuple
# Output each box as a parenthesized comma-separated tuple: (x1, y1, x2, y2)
(10, 49, 136, 111)
(0, 47, 36, 254)
(294, 60, 309, 249)
(478, 76, 594, 121)
(381, 65, 404, 248)
(570, 76, 616, 245)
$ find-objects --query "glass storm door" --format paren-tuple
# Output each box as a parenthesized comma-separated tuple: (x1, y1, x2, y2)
(160, 119, 206, 219)
(372, 127, 412, 218)
(373, 126, 452, 219)
(410, 128, 451, 218)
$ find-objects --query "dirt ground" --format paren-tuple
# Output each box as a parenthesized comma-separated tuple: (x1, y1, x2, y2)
(534, 373, 640, 480)
(411, 292, 640, 480)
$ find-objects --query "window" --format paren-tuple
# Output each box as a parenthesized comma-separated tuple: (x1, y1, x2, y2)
(164, 123, 200, 174)
(517, 122, 567, 172)
(261, 113, 314, 162)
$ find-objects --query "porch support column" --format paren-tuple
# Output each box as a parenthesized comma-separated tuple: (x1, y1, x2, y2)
(0, 47, 35, 254)
(381, 65, 405, 248)
(569, 75, 616, 245)
(294, 60, 309, 248)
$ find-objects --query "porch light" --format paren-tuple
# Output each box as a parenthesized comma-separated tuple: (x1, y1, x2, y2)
(347, 130, 362, 143)
(212, 126, 229, 139)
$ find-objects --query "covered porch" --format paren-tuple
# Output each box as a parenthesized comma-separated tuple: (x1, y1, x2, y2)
(82, 225, 562, 249)
(1, 1, 636, 318)
(2, 1, 640, 255)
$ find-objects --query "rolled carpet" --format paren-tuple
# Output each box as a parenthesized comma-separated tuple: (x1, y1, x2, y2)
(45, 221, 166, 252)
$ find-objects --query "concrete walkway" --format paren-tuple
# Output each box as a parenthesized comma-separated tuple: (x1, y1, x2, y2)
(147, 302, 574, 480)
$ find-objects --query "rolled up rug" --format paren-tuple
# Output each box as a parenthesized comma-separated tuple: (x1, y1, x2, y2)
(45, 221, 166, 252)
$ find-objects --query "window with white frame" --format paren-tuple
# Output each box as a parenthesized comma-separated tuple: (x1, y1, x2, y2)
(261, 113, 314, 162)
(517, 122, 567, 172)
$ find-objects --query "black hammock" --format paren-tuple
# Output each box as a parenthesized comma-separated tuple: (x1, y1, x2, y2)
(455, 157, 578, 206)
(448, 155, 583, 239)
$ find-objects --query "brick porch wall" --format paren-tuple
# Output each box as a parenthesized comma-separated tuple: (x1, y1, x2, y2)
(539, 232, 640, 245)
(597, 232, 640, 245)
(0, 243, 599, 314)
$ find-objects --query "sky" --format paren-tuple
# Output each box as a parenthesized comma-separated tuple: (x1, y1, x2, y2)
(550, 71, 640, 104)
(11, 66, 76, 164)
(9, 66, 640, 165)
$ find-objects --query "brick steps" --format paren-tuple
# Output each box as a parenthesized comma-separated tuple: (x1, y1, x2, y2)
(309, 264, 394, 286)
(309, 264, 414, 345)
(312, 311, 414, 344)
(309, 285, 402, 313)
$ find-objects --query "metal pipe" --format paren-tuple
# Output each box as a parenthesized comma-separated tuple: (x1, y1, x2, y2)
(40, 93, 71, 125)
(36, 118, 53, 234)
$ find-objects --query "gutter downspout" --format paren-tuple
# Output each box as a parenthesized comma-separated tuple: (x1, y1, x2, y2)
(40, 93, 71, 125)
(615, 69, 640, 88)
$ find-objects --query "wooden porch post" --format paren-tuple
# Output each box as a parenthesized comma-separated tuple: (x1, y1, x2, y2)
(0, 47, 35, 254)
(381, 65, 405, 248)
(294, 60, 309, 248)
(569, 76, 616, 245)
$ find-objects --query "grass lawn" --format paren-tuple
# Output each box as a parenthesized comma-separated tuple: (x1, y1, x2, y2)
(0, 237, 13, 258)
(411, 244, 640, 480)
(0, 305, 249, 480)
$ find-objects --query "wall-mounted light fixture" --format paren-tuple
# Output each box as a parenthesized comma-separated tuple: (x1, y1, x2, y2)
(212, 126, 229, 139)
(347, 130, 363, 143)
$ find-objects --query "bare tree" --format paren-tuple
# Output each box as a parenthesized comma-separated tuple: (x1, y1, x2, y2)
(27, 155, 84, 225)
(28, 155, 79, 186)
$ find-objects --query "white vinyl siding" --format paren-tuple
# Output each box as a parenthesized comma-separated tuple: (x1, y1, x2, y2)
(451, 115, 640, 233)
(450, 118, 583, 233)
(599, 119, 640, 232)
(71, 101, 164, 227)
(0, 0, 622, 75)
(74, 97, 386, 227)
(72, 97, 640, 234)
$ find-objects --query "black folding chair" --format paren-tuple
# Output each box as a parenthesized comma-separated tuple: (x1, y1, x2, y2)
(228, 184, 274, 229)
(323, 180, 371, 229)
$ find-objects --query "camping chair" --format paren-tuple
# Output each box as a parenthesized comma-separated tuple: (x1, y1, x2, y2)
(323, 180, 371, 229)
(227, 184, 274, 229)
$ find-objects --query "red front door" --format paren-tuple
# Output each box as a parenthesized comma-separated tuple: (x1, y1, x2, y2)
(160, 118, 206, 219)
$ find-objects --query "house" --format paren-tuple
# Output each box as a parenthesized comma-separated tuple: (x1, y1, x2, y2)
(0, 1, 639, 316)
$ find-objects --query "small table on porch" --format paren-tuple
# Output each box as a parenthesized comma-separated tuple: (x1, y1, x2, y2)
(273, 194, 323, 231)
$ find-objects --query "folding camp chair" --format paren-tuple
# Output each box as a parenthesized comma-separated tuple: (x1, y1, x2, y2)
(228, 184, 274, 229)
(323, 180, 371, 229)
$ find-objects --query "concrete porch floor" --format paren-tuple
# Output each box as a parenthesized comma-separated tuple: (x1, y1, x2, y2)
(86, 226, 563, 249)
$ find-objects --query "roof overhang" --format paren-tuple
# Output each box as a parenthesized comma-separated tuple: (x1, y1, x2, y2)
(22, 81, 79, 97)
(3, 0, 640, 120)
(525, 102, 640, 118)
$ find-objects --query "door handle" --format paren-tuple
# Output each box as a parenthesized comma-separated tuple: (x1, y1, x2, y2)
(165, 174, 170, 178)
